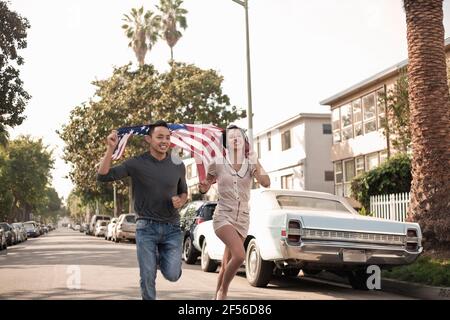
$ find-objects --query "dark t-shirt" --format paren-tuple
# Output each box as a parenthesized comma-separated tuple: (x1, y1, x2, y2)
(97, 152, 188, 224)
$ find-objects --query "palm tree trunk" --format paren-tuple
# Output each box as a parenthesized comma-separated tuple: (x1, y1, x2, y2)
(404, 0, 450, 248)
(170, 46, 173, 62)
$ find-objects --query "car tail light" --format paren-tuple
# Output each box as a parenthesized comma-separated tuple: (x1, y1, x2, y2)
(195, 217, 205, 225)
(289, 221, 301, 229)
(281, 229, 286, 237)
(406, 229, 419, 251)
(287, 220, 301, 244)
(407, 229, 417, 238)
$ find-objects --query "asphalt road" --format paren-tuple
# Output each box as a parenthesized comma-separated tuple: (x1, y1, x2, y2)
(0, 228, 413, 300)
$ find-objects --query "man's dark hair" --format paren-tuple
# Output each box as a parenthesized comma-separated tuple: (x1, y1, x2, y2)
(148, 120, 169, 136)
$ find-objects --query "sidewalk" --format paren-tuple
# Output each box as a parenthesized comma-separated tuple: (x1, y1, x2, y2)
(310, 272, 450, 300)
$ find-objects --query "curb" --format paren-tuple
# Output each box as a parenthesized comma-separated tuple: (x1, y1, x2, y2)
(308, 271, 450, 300)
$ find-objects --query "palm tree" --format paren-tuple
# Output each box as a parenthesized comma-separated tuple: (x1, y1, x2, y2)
(403, 0, 450, 248)
(122, 7, 161, 66)
(156, 0, 188, 61)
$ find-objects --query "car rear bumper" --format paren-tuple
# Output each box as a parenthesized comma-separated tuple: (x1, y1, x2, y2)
(280, 239, 422, 266)
(117, 230, 135, 240)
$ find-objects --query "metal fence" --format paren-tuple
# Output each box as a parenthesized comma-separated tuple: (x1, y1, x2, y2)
(370, 192, 410, 222)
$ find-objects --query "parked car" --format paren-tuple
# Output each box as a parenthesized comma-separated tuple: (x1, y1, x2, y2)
(0, 228, 7, 250)
(88, 215, 111, 235)
(194, 189, 423, 290)
(113, 214, 136, 243)
(94, 220, 108, 237)
(0, 223, 16, 246)
(23, 221, 40, 238)
(12, 223, 27, 242)
(80, 223, 89, 233)
(179, 201, 217, 264)
(41, 224, 49, 234)
(74, 224, 81, 231)
(105, 218, 118, 240)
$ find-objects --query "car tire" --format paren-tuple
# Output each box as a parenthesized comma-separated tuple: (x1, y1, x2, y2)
(348, 269, 370, 290)
(183, 237, 199, 264)
(200, 241, 218, 272)
(282, 268, 301, 277)
(245, 239, 274, 287)
(302, 269, 322, 276)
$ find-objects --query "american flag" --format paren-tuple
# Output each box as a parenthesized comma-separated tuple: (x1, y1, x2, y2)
(111, 123, 225, 181)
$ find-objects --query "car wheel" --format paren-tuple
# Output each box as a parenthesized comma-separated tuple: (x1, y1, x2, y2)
(348, 269, 370, 290)
(183, 237, 199, 264)
(283, 268, 301, 278)
(302, 269, 322, 276)
(245, 239, 274, 287)
(200, 241, 218, 272)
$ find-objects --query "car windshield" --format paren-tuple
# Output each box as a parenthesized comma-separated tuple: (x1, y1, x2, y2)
(276, 196, 350, 213)
(202, 205, 217, 220)
(126, 215, 136, 223)
(24, 223, 34, 230)
(100, 222, 108, 227)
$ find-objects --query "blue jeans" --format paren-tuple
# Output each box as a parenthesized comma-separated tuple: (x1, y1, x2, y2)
(135, 219, 183, 300)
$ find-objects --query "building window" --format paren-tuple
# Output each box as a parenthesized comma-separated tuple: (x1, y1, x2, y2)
(380, 150, 388, 164)
(341, 103, 353, 141)
(363, 93, 376, 134)
(356, 156, 365, 176)
(334, 162, 343, 196)
(322, 123, 332, 134)
(186, 164, 193, 179)
(267, 132, 271, 151)
(344, 159, 355, 197)
(332, 108, 341, 143)
(324, 171, 334, 181)
(352, 99, 363, 137)
(377, 88, 386, 130)
(188, 185, 198, 197)
(281, 130, 291, 151)
(366, 152, 379, 171)
(281, 174, 294, 189)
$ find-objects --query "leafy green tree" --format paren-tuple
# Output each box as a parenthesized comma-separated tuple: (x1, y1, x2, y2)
(155, 62, 245, 126)
(0, 147, 13, 221)
(379, 70, 411, 153)
(0, 1, 31, 134)
(36, 187, 63, 224)
(2, 136, 54, 221)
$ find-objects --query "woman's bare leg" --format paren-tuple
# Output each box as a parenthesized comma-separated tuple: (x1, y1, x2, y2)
(214, 225, 245, 300)
(214, 246, 230, 299)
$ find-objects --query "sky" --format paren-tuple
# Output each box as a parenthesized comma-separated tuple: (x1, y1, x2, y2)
(7, 0, 450, 202)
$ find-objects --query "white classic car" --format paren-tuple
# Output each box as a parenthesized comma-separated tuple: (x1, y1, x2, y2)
(193, 189, 423, 290)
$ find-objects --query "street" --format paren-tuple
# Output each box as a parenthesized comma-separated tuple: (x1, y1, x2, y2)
(0, 228, 413, 300)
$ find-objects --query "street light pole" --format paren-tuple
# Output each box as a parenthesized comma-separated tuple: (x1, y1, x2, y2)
(232, 0, 253, 143)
